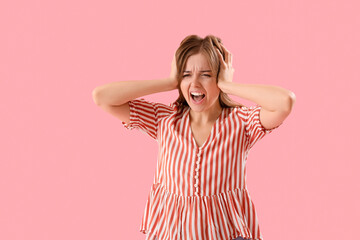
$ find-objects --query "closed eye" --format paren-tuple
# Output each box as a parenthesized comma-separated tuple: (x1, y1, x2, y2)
(182, 74, 211, 78)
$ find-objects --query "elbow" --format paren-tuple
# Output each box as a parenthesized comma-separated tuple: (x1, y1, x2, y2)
(92, 88, 101, 106)
(285, 91, 296, 112)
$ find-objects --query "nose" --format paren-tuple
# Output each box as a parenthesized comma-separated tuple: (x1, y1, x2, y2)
(189, 74, 202, 83)
(189, 77, 203, 89)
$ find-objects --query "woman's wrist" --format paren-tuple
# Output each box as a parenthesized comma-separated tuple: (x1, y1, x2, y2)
(167, 77, 178, 91)
(217, 80, 231, 94)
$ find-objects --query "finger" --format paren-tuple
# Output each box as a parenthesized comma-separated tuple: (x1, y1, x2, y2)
(216, 48, 225, 66)
(221, 44, 230, 63)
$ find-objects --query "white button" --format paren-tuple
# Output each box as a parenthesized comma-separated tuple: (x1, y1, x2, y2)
(196, 160, 200, 164)
(195, 167, 199, 171)
(194, 184, 198, 187)
(194, 175, 198, 179)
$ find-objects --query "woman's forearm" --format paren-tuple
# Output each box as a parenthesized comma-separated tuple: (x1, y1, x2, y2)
(92, 78, 177, 106)
(218, 81, 296, 112)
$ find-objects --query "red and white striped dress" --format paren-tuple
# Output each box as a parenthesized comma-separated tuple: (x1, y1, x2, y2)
(121, 98, 281, 240)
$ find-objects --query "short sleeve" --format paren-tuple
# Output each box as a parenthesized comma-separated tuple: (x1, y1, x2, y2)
(243, 104, 282, 149)
(121, 98, 175, 140)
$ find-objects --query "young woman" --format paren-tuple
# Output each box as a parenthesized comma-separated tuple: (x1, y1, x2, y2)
(92, 34, 296, 240)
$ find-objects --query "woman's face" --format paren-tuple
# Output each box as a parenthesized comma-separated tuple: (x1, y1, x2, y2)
(180, 52, 221, 112)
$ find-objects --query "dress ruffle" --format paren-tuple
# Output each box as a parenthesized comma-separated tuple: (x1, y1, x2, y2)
(139, 183, 264, 240)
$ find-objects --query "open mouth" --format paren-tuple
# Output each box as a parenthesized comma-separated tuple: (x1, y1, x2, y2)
(190, 92, 206, 102)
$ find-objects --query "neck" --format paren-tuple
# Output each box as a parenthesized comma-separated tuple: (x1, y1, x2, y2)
(189, 101, 222, 125)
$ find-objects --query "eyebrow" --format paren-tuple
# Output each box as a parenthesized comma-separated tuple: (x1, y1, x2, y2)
(183, 70, 212, 73)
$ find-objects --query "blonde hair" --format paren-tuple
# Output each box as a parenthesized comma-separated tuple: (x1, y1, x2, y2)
(172, 34, 245, 112)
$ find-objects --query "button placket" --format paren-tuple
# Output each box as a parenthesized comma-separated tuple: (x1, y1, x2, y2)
(194, 149, 202, 195)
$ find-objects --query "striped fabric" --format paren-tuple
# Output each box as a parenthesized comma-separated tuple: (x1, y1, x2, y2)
(121, 98, 281, 240)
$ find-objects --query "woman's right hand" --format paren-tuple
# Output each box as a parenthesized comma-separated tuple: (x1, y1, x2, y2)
(169, 53, 178, 89)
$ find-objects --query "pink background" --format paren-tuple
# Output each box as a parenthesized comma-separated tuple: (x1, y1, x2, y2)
(1, 0, 359, 239)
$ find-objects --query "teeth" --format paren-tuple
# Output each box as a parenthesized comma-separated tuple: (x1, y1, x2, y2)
(191, 92, 205, 96)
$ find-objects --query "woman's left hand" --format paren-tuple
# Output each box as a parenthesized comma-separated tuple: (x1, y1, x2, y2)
(215, 44, 235, 87)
